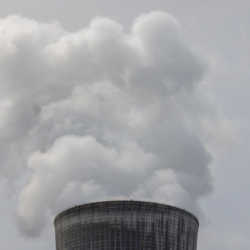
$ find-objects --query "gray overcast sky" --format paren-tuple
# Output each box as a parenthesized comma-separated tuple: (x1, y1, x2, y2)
(0, 1, 249, 250)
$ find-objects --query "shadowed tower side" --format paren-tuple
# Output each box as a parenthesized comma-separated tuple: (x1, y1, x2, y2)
(54, 200, 199, 250)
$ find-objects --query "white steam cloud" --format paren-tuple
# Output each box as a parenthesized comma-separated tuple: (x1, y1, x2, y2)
(0, 12, 214, 236)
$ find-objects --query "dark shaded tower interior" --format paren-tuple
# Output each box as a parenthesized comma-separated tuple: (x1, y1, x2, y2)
(54, 200, 199, 250)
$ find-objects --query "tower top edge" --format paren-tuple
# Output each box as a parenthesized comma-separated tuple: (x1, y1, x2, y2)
(54, 200, 199, 226)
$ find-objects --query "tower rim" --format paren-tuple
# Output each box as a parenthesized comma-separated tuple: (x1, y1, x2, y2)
(54, 200, 199, 226)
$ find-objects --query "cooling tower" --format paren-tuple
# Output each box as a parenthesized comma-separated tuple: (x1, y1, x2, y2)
(54, 200, 199, 250)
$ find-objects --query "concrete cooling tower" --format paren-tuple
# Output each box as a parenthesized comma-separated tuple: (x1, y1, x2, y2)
(54, 200, 199, 250)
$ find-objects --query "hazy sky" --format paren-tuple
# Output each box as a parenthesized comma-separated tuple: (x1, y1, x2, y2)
(0, 1, 249, 250)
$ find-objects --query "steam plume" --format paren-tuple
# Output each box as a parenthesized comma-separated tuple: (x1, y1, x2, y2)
(0, 12, 213, 236)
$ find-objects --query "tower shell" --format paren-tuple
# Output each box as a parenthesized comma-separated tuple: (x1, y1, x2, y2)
(54, 200, 199, 250)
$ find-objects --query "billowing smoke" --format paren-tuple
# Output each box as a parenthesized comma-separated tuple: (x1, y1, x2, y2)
(0, 12, 214, 237)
